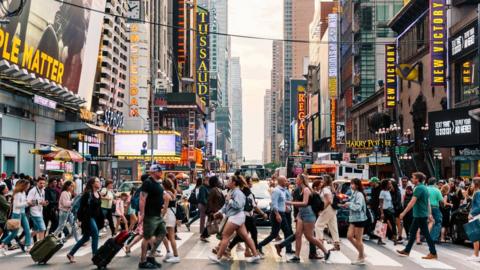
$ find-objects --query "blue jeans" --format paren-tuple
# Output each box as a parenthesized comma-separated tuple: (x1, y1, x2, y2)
(405, 217, 436, 255)
(430, 207, 442, 242)
(68, 218, 99, 256)
(2, 212, 32, 246)
(53, 210, 80, 241)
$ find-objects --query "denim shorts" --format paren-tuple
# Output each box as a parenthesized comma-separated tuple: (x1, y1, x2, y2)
(298, 206, 317, 223)
(31, 216, 46, 232)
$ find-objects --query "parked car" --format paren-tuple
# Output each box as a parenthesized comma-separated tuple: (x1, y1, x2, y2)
(251, 182, 272, 226)
(450, 202, 471, 244)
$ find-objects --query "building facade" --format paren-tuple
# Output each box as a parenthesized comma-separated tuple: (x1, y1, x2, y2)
(264, 89, 272, 164)
(230, 57, 243, 165)
(271, 41, 283, 163)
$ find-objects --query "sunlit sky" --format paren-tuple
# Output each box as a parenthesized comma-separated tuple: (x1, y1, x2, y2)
(229, 0, 283, 161)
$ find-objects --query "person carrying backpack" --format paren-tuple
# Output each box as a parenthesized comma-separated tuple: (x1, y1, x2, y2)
(314, 175, 340, 251)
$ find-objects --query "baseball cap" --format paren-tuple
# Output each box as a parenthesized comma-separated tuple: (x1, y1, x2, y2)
(369, 177, 380, 184)
(147, 164, 163, 172)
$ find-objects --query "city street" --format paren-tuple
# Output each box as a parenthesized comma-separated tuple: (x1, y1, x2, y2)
(0, 223, 477, 270)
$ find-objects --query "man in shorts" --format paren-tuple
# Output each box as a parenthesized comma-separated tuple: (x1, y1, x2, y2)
(27, 177, 49, 241)
(138, 164, 166, 269)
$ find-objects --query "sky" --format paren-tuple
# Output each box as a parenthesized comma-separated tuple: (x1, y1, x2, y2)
(228, 0, 283, 161)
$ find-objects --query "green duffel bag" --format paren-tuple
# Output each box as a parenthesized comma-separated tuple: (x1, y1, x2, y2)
(30, 235, 64, 264)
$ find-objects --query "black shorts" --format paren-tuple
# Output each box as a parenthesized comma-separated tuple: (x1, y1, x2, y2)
(350, 220, 367, 228)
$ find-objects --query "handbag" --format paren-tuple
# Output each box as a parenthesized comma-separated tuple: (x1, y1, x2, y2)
(5, 205, 20, 231)
(463, 217, 480, 242)
(206, 219, 220, 235)
(374, 221, 388, 239)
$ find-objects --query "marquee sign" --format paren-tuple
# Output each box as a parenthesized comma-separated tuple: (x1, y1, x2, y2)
(297, 85, 306, 149)
(346, 140, 393, 149)
(330, 99, 337, 150)
(129, 24, 140, 117)
(385, 44, 397, 108)
(328, 14, 338, 98)
(103, 109, 124, 130)
(196, 7, 210, 106)
(430, 0, 447, 86)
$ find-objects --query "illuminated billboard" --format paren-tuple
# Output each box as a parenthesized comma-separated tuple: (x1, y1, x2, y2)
(297, 85, 306, 150)
(385, 44, 397, 108)
(115, 133, 181, 157)
(430, 0, 446, 86)
(196, 7, 210, 106)
(0, 0, 106, 109)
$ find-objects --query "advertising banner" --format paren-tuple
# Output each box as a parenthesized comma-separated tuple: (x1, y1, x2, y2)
(328, 14, 338, 98)
(450, 21, 477, 61)
(114, 133, 181, 157)
(430, 0, 447, 86)
(385, 44, 397, 108)
(330, 98, 337, 150)
(336, 122, 345, 144)
(196, 7, 210, 106)
(0, 0, 106, 109)
(428, 106, 480, 147)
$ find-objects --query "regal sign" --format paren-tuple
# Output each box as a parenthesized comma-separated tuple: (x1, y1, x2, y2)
(385, 44, 397, 108)
(297, 85, 306, 149)
(196, 7, 210, 106)
(430, 0, 447, 86)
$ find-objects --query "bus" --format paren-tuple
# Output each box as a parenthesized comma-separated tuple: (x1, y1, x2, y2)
(240, 164, 267, 181)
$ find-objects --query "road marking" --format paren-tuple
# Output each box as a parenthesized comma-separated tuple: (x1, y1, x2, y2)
(343, 241, 402, 266)
(184, 236, 220, 259)
(324, 242, 351, 264)
(435, 245, 480, 269)
(384, 241, 455, 269)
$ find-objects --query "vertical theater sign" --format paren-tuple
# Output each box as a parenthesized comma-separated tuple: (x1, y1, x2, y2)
(196, 7, 210, 106)
(385, 44, 397, 108)
(430, 0, 447, 86)
(297, 85, 306, 150)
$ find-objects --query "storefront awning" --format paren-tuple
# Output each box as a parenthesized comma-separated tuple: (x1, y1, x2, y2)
(56, 122, 110, 134)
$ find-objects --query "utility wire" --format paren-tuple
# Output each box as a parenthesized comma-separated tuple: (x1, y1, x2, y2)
(53, 0, 436, 46)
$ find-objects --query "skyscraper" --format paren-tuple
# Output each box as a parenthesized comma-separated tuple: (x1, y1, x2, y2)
(264, 89, 272, 164)
(230, 57, 243, 164)
(271, 41, 283, 163)
(283, 0, 314, 154)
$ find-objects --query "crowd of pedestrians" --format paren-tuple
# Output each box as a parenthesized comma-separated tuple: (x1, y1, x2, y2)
(0, 168, 479, 268)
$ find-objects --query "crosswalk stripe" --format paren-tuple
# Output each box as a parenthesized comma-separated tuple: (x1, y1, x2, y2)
(435, 245, 480, 270)
(184, 236, 220, 259)
(324, 242, 351, 264)
(343, 241, 402, 266)
(383, 241, 455, 269)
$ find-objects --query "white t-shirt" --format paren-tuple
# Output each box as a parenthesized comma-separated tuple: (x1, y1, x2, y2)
(379, 190, 393, 210)
(320, 187, 333, 203)
(27, 187, 45, 217)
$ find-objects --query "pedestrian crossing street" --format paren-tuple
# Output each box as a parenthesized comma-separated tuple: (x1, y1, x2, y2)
(1, 229, 479, 270)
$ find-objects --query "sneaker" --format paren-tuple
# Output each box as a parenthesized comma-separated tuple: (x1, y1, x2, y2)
(152, 250, 163, 257)
(138, 261, 158, 269)
(146, 257, 161, 268)
(396, 250, 410, 257)
(247, 255, 261, 263)
(209, 254, 222, 264)
(0, 248, 6, 256)
(309, 254, 324, 260)
(165, 256, 180, 263)
(351, 259, 366, 265)
(163, 252, 173, 262)
(422, 253, 438, 260)
(288, 256, 301, 263)
(467, 255, 480, 262)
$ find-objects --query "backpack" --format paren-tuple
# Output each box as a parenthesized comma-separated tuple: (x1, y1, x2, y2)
(244, 195, 254, 212)
(331, 191, 340, 210)
(188, 188, 198, 205)
(309, 192, 324, 214)
(130, 188, 141, 212)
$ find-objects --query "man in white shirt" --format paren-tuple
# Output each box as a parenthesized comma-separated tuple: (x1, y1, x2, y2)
(27, 177, 49, 240)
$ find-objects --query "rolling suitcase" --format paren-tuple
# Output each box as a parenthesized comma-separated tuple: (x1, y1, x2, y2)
(92, 231, 132, 269)
(29, 235, 63, 264)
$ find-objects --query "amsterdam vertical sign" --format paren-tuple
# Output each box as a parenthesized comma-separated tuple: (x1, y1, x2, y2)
(328, 13, 338, 150)
(385, 44, 397, 108)
(430, 0, 446, 86)
(196, 7, 210, 106)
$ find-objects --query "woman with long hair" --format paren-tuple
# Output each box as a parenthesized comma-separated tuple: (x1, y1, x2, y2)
(315, 175, 340, 251)
(345, 178, 368, 265)
(0, 179, 32, 252)
(277, 174, 330, 263)
(67, 177, 104, 263)
(53, 181, 79, 242)
(379, 179, 397, 245)
(200, 176, 225, 242)
(209, 175, 261, 263)
(161, 178, 180, 263)
(440, 184, 452, 243)
(0, 184, 10, 254)
(467, 177, 480, 261)
(391, 180, 403, 243)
